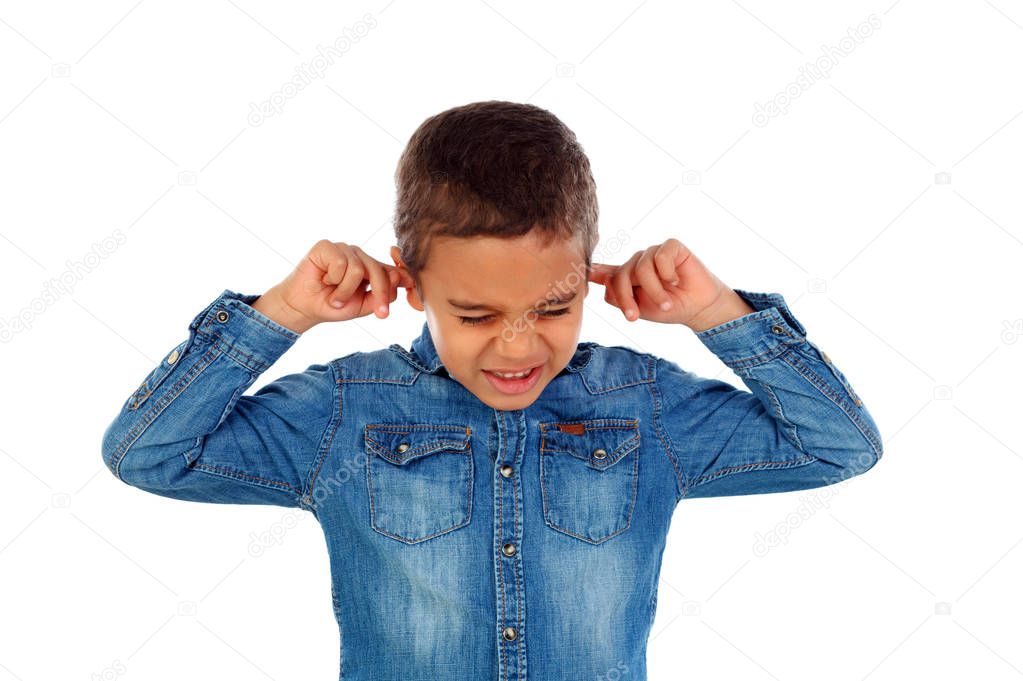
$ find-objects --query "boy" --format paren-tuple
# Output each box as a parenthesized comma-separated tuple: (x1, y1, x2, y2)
(101, 100, 883, 680)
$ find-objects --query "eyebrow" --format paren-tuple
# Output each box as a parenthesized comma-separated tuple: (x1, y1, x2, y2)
(447, 289, 579, 312)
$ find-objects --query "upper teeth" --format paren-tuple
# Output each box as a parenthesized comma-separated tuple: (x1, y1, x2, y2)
(492, 368, 531, 379)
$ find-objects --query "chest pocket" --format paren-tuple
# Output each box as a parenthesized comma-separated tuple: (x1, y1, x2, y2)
(539, 418, 640, 545)
(364, 423, 473, 544)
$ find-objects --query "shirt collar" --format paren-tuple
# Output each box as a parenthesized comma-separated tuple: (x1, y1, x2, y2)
(401, 321, 595, 377)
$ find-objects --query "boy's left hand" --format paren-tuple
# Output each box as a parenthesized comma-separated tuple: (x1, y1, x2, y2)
(588, 238, 753, 330)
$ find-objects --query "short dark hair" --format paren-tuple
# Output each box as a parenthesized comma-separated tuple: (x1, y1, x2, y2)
(392, 100, 599, 295)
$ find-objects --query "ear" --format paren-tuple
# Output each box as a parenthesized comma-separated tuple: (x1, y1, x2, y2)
(390, 246, 424, 311)
(406, 286, 424, 312)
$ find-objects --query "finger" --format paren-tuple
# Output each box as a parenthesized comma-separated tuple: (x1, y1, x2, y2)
(306, 240, 341, 295)
(603, 284, 619, 310)
(333, 247, 366, 306)
(352, 281, 381, 318)
(354, 247, 390, 317)
(385, 268, 403, 303)
(306, 242, 346, 302)
(654, 241, 681, 286)
(589, 262, 616, 286)
(612, 252, 641, 321)
(635, 247, 674, 311)
(338, 280, 371, 317)
(392, 266, 416, 290)
(321, 248, 347, 288)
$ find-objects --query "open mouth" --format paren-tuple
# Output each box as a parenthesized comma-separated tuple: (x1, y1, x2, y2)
(482, 365, 543, 394)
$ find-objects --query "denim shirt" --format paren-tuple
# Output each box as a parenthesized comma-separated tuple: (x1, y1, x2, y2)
(101, 287, 883, 681)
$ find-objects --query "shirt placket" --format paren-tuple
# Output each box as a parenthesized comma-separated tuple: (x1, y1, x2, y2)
(493, 408, 527, 680)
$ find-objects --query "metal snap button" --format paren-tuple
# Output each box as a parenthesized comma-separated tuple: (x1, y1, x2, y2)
(502, 626, 517, 641)
(593, 448, 607, 460)
(167, 349, 179, 364)
(502, 543, 516, 556)
(215, 310, 230, 323)
(499, 464, 514, 478)
(396, 443, 410, 453)
(771, 324, 785, 335)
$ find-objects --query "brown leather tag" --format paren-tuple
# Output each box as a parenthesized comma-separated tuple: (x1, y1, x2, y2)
(555, 423, 586, 435)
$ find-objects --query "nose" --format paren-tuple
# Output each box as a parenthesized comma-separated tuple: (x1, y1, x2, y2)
(495, 323, 541, 363)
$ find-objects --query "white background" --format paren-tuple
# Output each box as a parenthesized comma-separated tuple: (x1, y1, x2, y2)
(2, 1, 1021, 679)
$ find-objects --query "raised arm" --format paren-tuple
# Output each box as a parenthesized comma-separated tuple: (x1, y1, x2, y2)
(656, 289, 884, 502)
(100, 289, 337, 508)
(102, 240, 415, 508)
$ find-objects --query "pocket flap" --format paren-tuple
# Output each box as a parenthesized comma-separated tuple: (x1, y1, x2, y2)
(539, 418, 640, 470)
(364, 423, 472, 466)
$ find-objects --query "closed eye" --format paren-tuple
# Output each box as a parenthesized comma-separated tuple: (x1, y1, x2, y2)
(458, 308, 572, 326)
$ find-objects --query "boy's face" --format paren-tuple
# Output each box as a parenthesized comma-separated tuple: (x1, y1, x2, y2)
(391, 231, 589, 411)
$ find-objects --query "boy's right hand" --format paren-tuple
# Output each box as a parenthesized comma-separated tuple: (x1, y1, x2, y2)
(252, 239, 415, 334)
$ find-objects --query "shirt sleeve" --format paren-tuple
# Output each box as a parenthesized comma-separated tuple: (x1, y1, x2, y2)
(656, 288, 884, 502)
(100, 289, 338, 509)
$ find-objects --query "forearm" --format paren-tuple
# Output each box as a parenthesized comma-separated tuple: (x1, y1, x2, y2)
(695, 289, 883, 470)
(101, 289, 299, 487)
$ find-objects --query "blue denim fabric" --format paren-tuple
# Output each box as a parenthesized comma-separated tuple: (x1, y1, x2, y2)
(101, 287, 883, 680)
